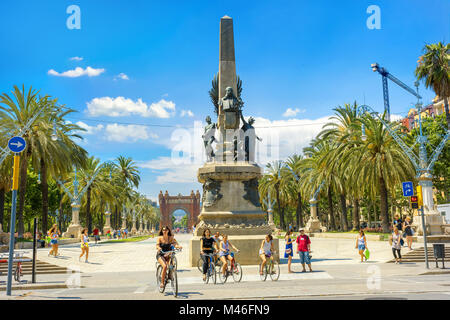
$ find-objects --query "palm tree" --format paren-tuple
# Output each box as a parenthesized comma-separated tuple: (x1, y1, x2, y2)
(114, 156, 140, 188)
(0, 158, 12, 231)
(415, 42, 450, 130)
(0, 85, 49, 236)
(285, 154, 306, 229)
(345, 115, 415, 232)
(259, 161, 290, 230)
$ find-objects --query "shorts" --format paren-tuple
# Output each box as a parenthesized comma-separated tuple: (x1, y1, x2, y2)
(259, 249, 271, 257)
(81, 243, 89, 249)
(358, 244, 365, 251)
(298, 251, 311, 265)
(50, 239, 58, 245)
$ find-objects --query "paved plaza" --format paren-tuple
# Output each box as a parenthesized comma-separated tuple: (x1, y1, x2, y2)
(1, 234, 449, 300)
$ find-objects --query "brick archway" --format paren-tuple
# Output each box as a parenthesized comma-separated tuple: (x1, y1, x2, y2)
(158, 190, 201, 231)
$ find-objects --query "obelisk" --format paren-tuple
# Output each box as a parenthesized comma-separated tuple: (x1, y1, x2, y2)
(189, 16, 276, 266)
(218, 16, 238, 130)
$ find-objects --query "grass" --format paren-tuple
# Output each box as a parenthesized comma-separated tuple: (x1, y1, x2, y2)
(101, 235, 154, 244)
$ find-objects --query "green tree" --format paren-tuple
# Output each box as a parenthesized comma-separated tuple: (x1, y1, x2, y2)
(415, 42, 450, 130)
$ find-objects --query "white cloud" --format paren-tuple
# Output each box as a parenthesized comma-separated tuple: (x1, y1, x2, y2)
(114, 73, 129, 80)
(180, 110, 194, 117)
(105, 124, 158, 143)
(390, 114, 404, 122)
(282, 108, 306, 117)
(139, 157, 199, 184)
(86, 97, 176, 118)
(48, 66, 105, 78)
(75, 121, 104, 135)
(70, 56, 83, 61)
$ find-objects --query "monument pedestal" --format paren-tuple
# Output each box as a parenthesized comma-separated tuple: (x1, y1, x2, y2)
(189, 162, 275, 266)
(62, 203, 82, 239)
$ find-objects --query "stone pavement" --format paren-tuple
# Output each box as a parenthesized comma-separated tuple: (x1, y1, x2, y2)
(1, 233, 448, 300)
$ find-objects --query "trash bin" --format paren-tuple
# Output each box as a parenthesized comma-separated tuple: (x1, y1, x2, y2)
(433, 243, 445, 269)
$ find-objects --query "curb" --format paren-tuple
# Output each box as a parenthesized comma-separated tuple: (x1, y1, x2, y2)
(419, 270, 450, 275)
(0, 283, 69, 291)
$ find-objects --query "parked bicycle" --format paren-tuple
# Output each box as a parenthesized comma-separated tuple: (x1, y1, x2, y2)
(215, 251, 242, 284)
(156, 248, 181, 297)
(0, 252, 30, 283)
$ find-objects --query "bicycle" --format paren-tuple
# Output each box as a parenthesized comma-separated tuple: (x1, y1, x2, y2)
(0, 252, 29, 283)
(259, 252, 280, 281)
(215, 251, 242, 284)
(156, 248, 181, 297)
(155, 249, 177, 271)
(201, 253, 217, 284)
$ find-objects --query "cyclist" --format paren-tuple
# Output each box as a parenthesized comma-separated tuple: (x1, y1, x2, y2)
(200, 228, 218, 281)
(156, 226, 182, 288)
(48, 224, 60, 257)
(219, 234, 239, 277)
(259, 234, 276, 275)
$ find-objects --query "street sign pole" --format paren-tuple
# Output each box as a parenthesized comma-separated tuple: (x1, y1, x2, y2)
(32, 217, 38, 283)
(6, 154, 20, 295)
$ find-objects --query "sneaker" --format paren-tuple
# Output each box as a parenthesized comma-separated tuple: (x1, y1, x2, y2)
(85, 260, 89, 263)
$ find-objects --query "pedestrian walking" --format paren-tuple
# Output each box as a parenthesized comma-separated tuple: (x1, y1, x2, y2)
(355, 229, 368, 262)
(93, 227, 100, 244)
(393, 214, 403, 232)
(295, 229, 312, 272)
(79, 228, 90, 263)
(47, 224, 61, 257)
(284, 230, 294, 273)
(403, 216, 414, 250)
(390, 227, 402, 264)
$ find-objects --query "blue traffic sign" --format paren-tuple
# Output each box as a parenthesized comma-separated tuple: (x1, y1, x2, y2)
(402, 181, 414, 197)
(7, 136, 26, 153)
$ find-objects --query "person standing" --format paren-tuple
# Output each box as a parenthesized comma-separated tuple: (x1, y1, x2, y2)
(393, 214, 403, 233)
(355, 229, 368, 262)
(284, 231, 294, 273)
(403, 216, 414, 250)
(390, 227, 402, 264)
(296, 229, 312, 272)
(79, 228, 90, 263)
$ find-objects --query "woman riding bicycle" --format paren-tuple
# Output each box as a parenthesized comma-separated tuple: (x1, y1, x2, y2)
(259, 234, 276, 275)
(156, 226, 182, 288)
(200, 228, 219, 281)
(219, 234, 239, 277)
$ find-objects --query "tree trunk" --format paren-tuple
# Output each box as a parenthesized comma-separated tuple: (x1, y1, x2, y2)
(379, 176, 389, 233)
(444, 97, 450, 131)
(352, 198, 360, 231)
(296, 192, 303, 229)
(367, 202, 372, 229)
(339, 194, 349, 231)
(0, 188, 5, 232)
(17, 148, 30, 237)
(87, 186, 92, 234)
(40, 159, 49, 235)
(275, 186, 284, 230)
(327, 188, 336, 231)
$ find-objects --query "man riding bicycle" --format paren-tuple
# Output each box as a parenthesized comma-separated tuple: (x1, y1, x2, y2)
(156, 226, 182, 288)
(200, 228, 219, 281)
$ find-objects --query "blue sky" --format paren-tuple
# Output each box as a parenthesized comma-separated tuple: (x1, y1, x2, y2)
(0, 0, 448, 203)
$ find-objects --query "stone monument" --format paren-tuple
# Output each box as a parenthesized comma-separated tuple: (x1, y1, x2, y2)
(189, 16, 277, 266)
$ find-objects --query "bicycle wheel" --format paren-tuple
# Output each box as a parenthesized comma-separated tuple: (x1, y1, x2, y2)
(215, 260, 225, 283)
(172, 256, 178, 271)
(197, 257, 203, 273)
(232, 262, 243, 283)
(170, 269, 178, 297)
(156, 265, 165, 293)
(14, 265, 20, 282)
(211, 262, 217, 284)
(259, 262, 267, 281)
(269, 260, 280, 281)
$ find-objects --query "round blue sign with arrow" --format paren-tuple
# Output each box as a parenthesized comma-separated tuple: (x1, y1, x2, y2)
(8, 136, 26, 153)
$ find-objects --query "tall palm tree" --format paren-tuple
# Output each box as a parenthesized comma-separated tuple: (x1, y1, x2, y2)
(259, 161, 290, 230)
(114, 156, 140, 188)
(345, 115, 415, 232)
(285, 154, 306, 229)
(415, 42, 450, 130)
(0, 85, 49, 236)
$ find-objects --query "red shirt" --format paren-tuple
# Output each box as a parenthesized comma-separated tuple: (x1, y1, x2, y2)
(296, 234, 311, 252)
(93, 229, 99, 235)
